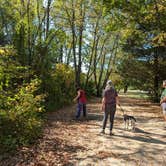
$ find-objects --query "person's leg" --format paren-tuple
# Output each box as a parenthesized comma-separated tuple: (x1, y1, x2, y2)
(83, 104, 86, 117)
(76, 103, 82, 118)
(101, 105, 109, 133)
(103, 112, 108, 129)
(109, 105, 116, 133)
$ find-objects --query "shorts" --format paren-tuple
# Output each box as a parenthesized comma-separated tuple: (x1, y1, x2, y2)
(161, 103, 166, 115)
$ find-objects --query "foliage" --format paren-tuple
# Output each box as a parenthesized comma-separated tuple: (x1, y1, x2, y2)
(106, 0, 166, 102)
(80, 73, 96, 97)
(43, 63, 76, 111)
(0, 46, 29, 108)
(0, 79, 45, 153)
(0, 46, 44, 153)
(109, 72, 124, 92)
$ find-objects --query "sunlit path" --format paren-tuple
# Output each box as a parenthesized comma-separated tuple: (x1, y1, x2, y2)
(1, 91, 166, 166)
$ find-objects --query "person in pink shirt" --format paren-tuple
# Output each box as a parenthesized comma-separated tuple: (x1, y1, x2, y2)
(74, 87, 87, 119)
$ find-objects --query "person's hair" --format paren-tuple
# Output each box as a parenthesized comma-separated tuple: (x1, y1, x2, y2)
(107, 80, 113, 86)
(76, 87, 81, 91)
(105, 80, 114, 90)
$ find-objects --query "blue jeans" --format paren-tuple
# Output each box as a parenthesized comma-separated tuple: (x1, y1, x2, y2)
(76, 102, 86, 118)
(102, 104, 116, 131)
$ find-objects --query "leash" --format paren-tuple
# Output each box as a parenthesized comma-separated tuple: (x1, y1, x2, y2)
(119, 105, 125, 115)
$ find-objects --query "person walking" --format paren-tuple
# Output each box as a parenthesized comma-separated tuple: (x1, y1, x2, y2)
(160, 80, 166, 122)
(101, 80, 120, 135)
(73, 87, 87, 119)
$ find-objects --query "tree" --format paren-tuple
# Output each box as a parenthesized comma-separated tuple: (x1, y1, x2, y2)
(114, 0, 166, 101)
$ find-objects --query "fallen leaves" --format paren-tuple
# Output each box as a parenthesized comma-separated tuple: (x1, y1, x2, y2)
(0, 96, 165, 165)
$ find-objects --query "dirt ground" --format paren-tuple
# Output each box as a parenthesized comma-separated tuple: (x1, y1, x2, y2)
(1, 93, 166, 166)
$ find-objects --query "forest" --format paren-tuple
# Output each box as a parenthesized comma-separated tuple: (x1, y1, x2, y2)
(0, 0, 166, 157)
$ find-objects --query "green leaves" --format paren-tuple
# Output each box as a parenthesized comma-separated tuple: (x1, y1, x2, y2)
(113, 0, 166, 101)
(0, 78, 45, 153)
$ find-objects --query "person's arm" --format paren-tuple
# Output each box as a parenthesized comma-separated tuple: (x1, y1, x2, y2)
(115, 90, 120, 106)
(73, 90, 81, 101)
(101, 89, 106, 111)
(101, 97, 105, 111)
(116, 96, 120, 106)
(160, 96, 166, 104)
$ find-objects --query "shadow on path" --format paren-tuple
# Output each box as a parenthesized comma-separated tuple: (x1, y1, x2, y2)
(113, 134, 166, 145)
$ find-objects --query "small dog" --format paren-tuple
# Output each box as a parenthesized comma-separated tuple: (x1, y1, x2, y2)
(123, 114, 136, 131)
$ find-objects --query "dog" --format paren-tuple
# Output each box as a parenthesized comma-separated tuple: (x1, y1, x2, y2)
(123, 114, 136, 131)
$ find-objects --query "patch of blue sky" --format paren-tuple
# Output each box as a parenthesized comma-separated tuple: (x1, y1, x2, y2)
(143, 43, 152, 49)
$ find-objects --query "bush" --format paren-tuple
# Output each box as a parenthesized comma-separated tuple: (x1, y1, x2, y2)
(83, 80, 96, 97)
(42, 63, 76, 111)
(0, 79, 45, 153)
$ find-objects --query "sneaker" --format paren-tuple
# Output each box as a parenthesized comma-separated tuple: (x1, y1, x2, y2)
(100, 129, 105, 134)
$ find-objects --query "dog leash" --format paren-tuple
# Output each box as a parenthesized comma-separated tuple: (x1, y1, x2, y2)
(119, 105, 125, 115)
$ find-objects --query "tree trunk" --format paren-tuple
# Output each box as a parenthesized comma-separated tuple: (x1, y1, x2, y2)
(77, 3, 85, 87)
(153, 47, 159, 102)
(71, 1, 78, 86)
(96, 38, 107, 97)
(85, 17, 99, 87)
(27, 0, 32, 66)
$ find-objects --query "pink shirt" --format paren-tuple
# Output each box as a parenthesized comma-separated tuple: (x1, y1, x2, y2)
(79, 90, 87, 103)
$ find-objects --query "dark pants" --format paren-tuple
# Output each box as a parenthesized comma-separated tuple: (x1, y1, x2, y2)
(76, 102, 86, 118)
(102, 104, 116, 131)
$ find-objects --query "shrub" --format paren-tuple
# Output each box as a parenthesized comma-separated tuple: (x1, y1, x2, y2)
(83, 80, 96, 97)
(42, 63, 76, 111)
(0, 79, 45, 153)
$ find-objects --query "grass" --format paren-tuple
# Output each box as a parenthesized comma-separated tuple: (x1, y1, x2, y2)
(120, 89, 149, 100)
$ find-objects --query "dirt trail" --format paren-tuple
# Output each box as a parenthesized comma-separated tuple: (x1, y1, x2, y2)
(1, 93, 166, 166)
